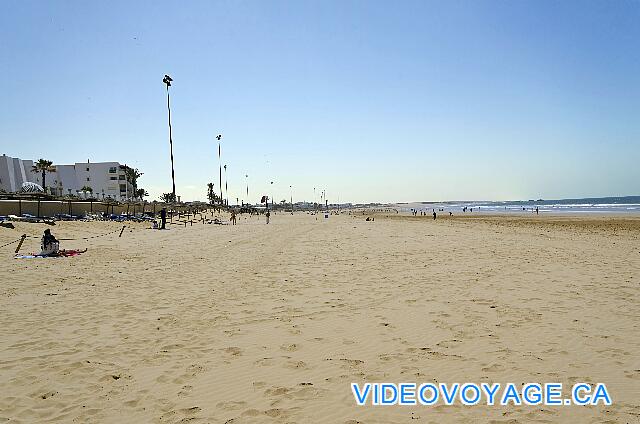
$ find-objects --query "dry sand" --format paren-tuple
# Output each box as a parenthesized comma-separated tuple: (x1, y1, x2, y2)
(1, 212, 639, 423)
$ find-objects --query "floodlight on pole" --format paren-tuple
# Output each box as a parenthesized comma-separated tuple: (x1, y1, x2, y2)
(163, 74, 176, 200)
(216, 134, 222, 205)
(224, 164, 228, 206)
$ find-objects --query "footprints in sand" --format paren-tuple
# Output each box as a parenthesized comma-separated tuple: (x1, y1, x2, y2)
(264, 384, 321, 400)
(158, 406, 202, 423)
(624, 369, 640, 380)
(254, 354, 310, 370)
(280, 343, 300, 352)
(285, 360, 308, 369)
(325, 357, 365, 371)
(236, 406, 300, 420)
(177, 385, 193, 398)
(217, 400, 247, 410)
(39, 390, 58, 400)
(222, 346, 242, 357)
(155, 363, 204, 387)
(99, 372, 132, 385)
(221, 383, 319, 422)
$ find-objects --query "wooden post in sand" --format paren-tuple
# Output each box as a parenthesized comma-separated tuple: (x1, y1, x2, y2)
(15, 234, 26, 254)
(119, 226, 126, 237)
(37, 197, 41, 218)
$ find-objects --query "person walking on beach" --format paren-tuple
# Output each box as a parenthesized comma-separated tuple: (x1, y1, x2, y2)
(266, 211, 270, 224)
(231, 210, 237, 225)
(160, 208, 167, 230)
(433, 211, 437, 220)
(536, 207, 539, 215)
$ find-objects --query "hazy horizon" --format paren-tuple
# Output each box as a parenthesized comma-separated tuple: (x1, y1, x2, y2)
(1, 1, 638, 204)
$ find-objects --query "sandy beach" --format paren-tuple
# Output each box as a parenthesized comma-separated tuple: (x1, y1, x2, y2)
(1, 212, 639, 423)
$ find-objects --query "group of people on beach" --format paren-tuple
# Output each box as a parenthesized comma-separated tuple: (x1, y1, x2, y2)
(410, 209, 439, 220)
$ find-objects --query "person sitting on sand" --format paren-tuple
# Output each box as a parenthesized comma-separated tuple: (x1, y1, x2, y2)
(40, 229, 60, 256)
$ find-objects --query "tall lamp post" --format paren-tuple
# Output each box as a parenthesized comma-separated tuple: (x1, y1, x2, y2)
(216, 134, 222, 205)
(224, 164, 228, 206)
(290, 185, 293, 215)
(163, 74, 176, 200)
(270, 181, 274, 209)
(245, 174, 249, 204)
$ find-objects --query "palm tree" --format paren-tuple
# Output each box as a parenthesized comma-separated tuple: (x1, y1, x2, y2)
(135, 188, 148, 200)
(31, 159, 54, 194)
(124, 166, 143, 199)
(160, 192, 176, 203)
(206, 183, 221, 204)
(124, 167, 143, 189)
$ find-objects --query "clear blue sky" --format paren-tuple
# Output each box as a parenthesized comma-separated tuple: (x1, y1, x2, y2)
(1, 0, 638, 203)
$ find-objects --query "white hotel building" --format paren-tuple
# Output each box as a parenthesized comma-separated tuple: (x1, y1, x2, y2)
(0, 154, 134, 200)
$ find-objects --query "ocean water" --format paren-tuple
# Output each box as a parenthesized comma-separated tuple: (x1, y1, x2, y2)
(397, 196, 640, 214)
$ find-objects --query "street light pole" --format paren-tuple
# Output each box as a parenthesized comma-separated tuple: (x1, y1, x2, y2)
(216, 134, 222, 206)
(245, 174, 249, 204)
(290, 185, 293, 215)
(163, 74, 176, 200)
(224, 164, 228, 206)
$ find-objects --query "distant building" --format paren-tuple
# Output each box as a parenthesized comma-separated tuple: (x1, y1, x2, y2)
(0, 154, 35, 192)
(0, 154, 135, 200)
